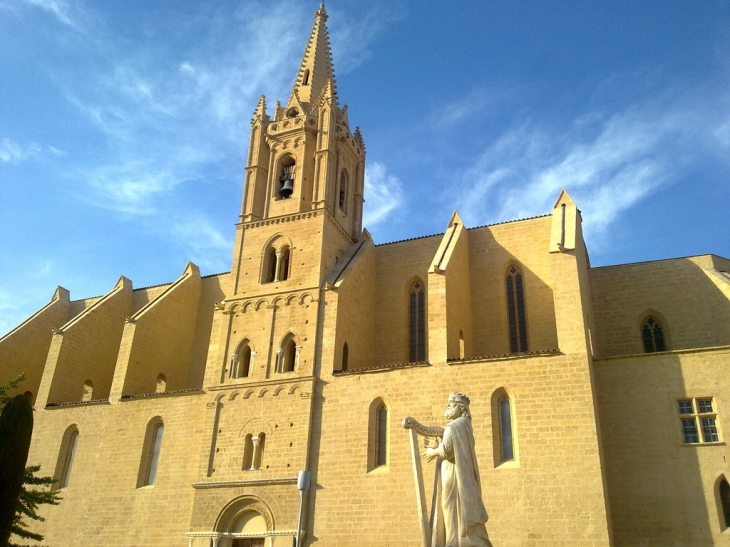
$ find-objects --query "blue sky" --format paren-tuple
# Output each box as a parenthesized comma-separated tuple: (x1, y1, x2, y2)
(1, 0, 729, 335)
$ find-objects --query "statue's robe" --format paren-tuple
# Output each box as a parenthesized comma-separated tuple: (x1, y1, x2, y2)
(434, 417, 492, 547)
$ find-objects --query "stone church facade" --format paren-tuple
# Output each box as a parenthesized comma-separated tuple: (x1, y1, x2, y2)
(2, 5, 729, 546)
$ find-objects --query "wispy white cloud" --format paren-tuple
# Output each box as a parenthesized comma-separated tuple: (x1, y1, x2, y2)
(328, 5, 404, 74)
(0, 138, 65, 164)
(364, 161, 404, 226)
(3, 0, 80, 28)
(452, 89, 730, 251)
(166, 214, 233, 273)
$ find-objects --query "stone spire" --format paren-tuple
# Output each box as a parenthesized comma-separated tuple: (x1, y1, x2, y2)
(290, 3, 337, 106)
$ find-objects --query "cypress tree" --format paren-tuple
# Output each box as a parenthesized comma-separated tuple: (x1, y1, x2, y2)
(0, 394, 34, 546)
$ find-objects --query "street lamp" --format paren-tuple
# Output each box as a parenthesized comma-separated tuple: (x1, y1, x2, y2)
(296, 470, 310, 547)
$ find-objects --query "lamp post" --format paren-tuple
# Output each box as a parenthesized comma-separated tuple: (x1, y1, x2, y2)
(296, 470, 310, 547)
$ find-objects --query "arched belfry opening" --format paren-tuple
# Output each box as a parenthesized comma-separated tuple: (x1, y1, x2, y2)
(278, 155, 295, 199)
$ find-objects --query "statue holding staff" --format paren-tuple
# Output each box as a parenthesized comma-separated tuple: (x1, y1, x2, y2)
(421, 392, 493, 547)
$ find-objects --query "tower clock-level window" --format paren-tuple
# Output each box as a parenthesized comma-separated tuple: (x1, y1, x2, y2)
(678, 398, 720, 444)
(641, 316, 667, 352)
(409, 280, 426, 362)
(505, 265, 528, 353)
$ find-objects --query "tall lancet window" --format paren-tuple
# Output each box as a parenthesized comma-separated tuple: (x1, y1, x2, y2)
(641, 316, 667, 353)
(409, 280, 426, 362)
(506, 265, 528, 353)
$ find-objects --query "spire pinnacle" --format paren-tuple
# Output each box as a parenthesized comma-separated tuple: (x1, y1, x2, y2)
(290, 2, 337, 106)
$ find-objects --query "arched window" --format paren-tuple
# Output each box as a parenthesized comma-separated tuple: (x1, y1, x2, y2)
(278, 155, 295, 198)
(81, 380, 93, 402)
(368, 398, 389, 471)
(253, 433, 266, 469)
(54, 426, 79, 489)
(409, 280, 426, 362)
(264, 247, 277, 283)
(262, 243, 292, 284)
(279, 335, 298, 373)
(137, 418, 164, 487)
(506, 265, 528, 353)
(498, 395, 515, 461)
(242, 434, 254, 470)
(339, 170, 348, 212)
(341, 342, 349, 371)
(242, 433, 265, 471)
(641, 316, 666, 353)
(720, 477, 730, 530)
(232, 340, 252, 378)
(156, 374, 166, 393)
(278, 246, 290, 281)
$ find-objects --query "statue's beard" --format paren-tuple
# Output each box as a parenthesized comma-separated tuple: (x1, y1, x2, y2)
(444, 408, 460, 420)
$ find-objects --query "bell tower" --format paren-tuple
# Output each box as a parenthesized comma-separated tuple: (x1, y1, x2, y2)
(239, 3, 365, 237)
(228, 2, 365, 311)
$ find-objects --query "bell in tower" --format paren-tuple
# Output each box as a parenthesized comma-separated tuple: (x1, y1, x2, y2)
(278, 159, 295, 198)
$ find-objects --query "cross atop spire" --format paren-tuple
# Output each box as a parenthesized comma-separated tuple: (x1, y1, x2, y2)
(290, 2, 337, 107)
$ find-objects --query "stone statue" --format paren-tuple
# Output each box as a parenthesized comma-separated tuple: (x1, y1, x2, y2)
(422, 392, 493, 547)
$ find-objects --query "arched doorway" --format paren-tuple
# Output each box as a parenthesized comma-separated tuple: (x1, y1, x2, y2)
(230, 510, 266, 546)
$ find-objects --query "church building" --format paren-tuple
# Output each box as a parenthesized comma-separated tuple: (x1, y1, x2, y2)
(1, 5, 729, 546)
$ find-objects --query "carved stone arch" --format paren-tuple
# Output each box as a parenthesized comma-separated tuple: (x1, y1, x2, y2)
(228, 303, 241, 314)
(262, 232, 293, 252)
(214, 393, 226, 403)
(242, 301, 254, 314)
(255, 299, 268, 311)
(288, 384, 300, 395)
(282, 139, 292, 150)
(242, 389, 255, 399)
(258, 388, 268, 398)
(273, 385, 285, 396)
(286, 294, 299, 307)
(228, 391, 240, 401)
(294, 136, 303, 148)
(234, 337, 255, 353)
(272, 296, 285, 308)
(214, 495, 276, 535)
(300, 292, 313, 305)
(636, 308, 671, 333)
(238, 417, 274, 438)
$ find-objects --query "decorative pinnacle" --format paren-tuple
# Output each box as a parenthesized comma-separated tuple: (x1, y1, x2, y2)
(315, 3, 327, 21)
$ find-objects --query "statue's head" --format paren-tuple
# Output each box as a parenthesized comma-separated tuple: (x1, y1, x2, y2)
(446, 392, 471, 420)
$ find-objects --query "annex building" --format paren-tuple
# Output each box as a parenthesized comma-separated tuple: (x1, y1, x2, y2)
(2, 5, 729, 546)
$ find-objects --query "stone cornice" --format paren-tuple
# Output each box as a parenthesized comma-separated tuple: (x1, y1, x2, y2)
(593, 344, 730, 362)
(191, 477, 298, 489)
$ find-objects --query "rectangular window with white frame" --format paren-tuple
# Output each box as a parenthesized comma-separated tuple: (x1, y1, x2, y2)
(678, 397, 720, 444)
